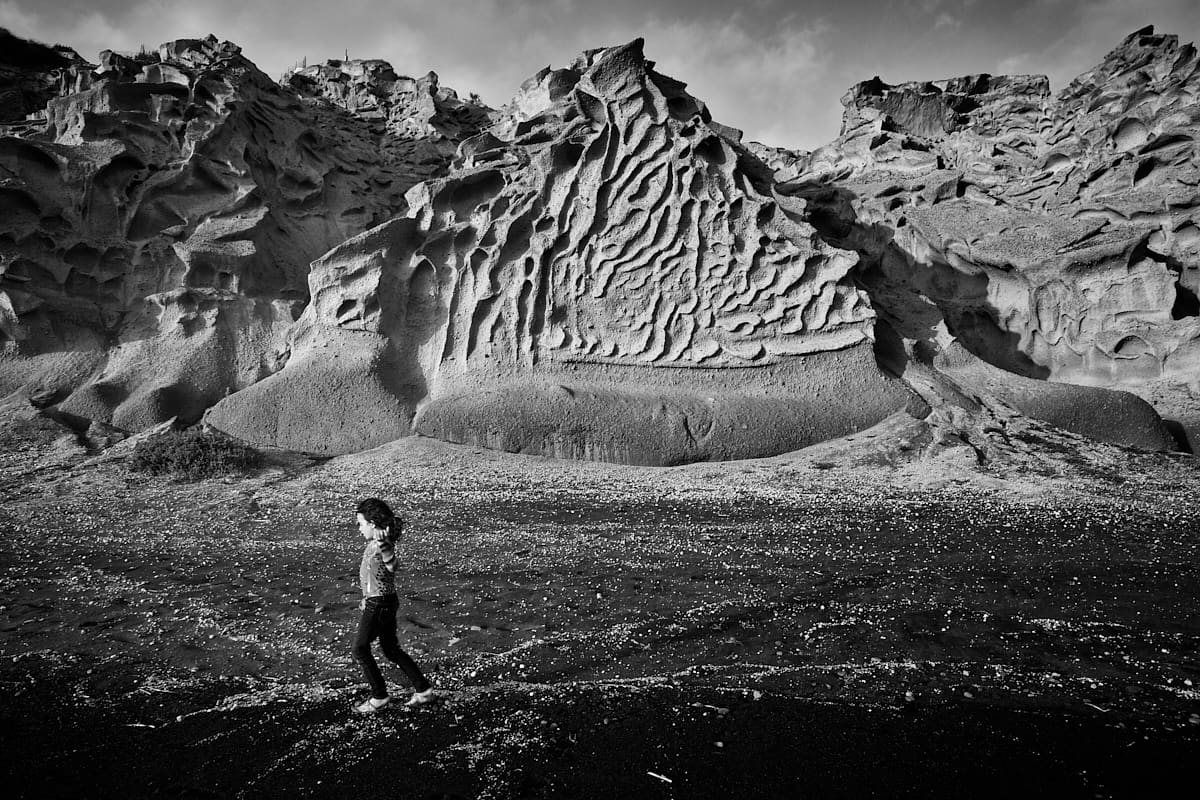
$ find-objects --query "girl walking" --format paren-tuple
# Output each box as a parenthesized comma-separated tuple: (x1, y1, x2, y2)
(351, 497, 434, 713)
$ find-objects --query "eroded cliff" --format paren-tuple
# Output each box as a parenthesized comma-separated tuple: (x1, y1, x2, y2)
(2, 28, 1195, 463)
(207, 40, 910, 460)
(0, 34, 488, 431)
(789, 25, 1197, 451)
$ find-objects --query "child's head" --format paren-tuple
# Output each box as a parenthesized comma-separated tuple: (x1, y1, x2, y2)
(356, 497, 401, 543)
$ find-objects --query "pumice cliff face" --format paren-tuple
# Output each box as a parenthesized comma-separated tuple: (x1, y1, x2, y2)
(789, 26, 1198, 453)
(2, 28, 1194, 463)
(206, 39, 911, 461)
(0, 34, 487, 431)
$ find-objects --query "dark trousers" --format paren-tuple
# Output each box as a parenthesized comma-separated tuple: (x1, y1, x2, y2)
(352, 594, 430, 699)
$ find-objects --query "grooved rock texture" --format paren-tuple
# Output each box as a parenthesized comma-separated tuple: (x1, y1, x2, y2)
(791, 26, 1198, 451)
(207, 40, 911, 460)
(4, 28, 1195, 463)
(0, 35, 487, 431)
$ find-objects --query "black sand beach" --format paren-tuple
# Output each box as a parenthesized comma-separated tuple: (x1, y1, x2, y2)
(2, 430, 1198, 798)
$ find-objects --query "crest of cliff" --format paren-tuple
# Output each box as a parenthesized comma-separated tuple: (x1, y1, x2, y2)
(0, 28, 93, 128)
(284, 58, 494, 185)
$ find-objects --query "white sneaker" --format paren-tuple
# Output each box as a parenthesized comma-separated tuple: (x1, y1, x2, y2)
(354, 696, 390, 713)
(404, 688, 435, 707)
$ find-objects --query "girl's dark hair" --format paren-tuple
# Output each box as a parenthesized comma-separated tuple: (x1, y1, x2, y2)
(357, 497, 402, 542)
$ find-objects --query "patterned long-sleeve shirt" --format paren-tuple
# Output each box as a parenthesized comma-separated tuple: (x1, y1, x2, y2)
(359, 539, 397, 598)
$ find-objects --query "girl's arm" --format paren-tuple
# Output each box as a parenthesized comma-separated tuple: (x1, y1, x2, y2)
(377, 536, 397, 573)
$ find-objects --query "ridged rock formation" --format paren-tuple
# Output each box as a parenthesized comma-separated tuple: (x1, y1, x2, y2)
(207, 40, 911, 461)
(789, 26, 1196, 451)
(0, 35, 487, 431)
(3, 28, 1195, 464)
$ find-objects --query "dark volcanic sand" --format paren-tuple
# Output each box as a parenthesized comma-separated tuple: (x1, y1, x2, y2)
(1, 429, 1199, 798)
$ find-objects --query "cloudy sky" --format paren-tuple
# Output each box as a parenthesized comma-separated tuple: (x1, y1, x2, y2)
(3, 0, 1198, 150)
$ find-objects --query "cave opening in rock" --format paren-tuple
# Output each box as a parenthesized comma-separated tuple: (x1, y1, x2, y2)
(1171, 281, 1199, 319)
(1163, 420, 1195, 454)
